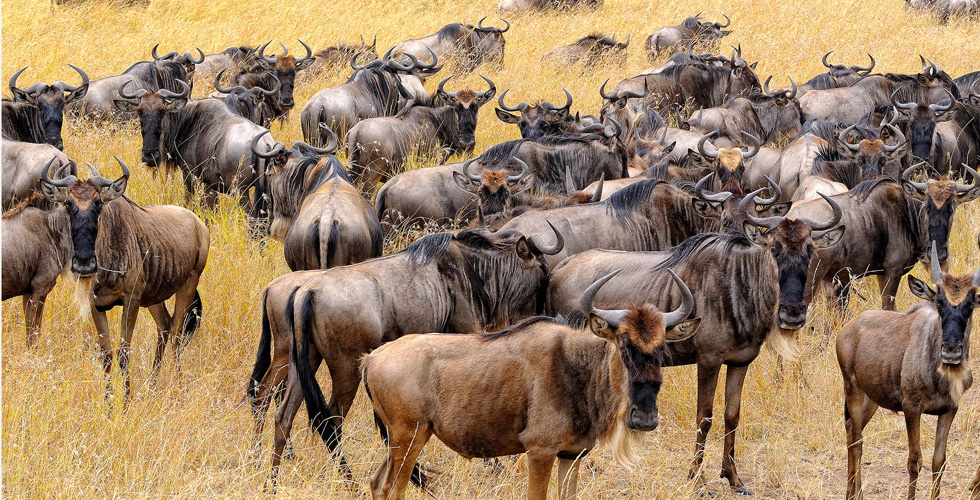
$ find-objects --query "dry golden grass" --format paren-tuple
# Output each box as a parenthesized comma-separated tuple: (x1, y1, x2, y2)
(2, 0, 979, 498)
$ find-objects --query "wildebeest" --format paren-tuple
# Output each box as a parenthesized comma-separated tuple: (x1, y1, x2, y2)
(38, 157, 209, 398)
(683, 77, 802, 145)
(907, 0, 979, 23)
(893, 87, 980, 174)
(213, 69, 280, 126)
(251, 131, 382, 269)
(114, 79, 277, 210)
(954, 71, 980, 98)
(495, 88, 576, 139)
(644, 13, 731, 62)
(300, 50, 440, 146)
(393, 18, 508, 73)
(230, 40, 314, 121)
(361, 269, 700, 500)
(247, 226, 564, 486)
(193, 45, 257, 79)
(346, 75, 496, 191)
(1, 139, 74, 210)
(75, 45, 203, 118)
(306, 36, 378, 75)
(374, 161, 477, 228)
(787, 165, 980, 310)
(498, 0, 601, 12)
(687, 131, 761, 193)
(2, 65, 89, 150)
(838, 243, 976, 500)
(541, 33, 629, 69)
(796, 51, 875, 95)
(548, 194, 845, 495)
(891, 89, 957, 168)
(1, 159, 72, 347)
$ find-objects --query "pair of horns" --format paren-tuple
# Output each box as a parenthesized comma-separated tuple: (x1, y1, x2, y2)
(581, 268, 694, 329)
(151, 44, 205, 64)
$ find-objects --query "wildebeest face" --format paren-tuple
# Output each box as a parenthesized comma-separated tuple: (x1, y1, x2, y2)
(8, 65, 89, 150)
(436, 76, 496, 152)
(115, 90, 188, 166)
(902, 167, 980, 263)
(496, 88, 573, 139)
(892, 90, 955, 163)
(454, 160, 533, 218)
(908, 244, 980, 366)
(256, 40, 314, 109)
(39, 160, 129, 276)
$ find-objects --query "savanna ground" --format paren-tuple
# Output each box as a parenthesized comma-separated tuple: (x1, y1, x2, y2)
(2, 0, 980, 498)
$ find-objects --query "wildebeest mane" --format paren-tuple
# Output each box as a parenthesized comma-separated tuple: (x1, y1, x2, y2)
(479, 139, 527, 165)
(604, 179, 667, 220)
(346, 67, 404, 116)
(480, 315, 563, 341)
(578, 33, 616, 46)
(1, 100, 44, 143)
(435, 23, 470, 43)
(653, 232, 751, 271)
(849, 177, 897, 202)
(124, 60, 189, 93)
(402, 232, 454, 266)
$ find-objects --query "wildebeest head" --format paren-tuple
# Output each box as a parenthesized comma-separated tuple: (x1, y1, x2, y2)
(314, 36, 378, 68)
(755, 76, 803, 142)
(495, 88, 574, 139)
(814, 51, 875, 87)
(214, 69, 280, 126)
(254, 40, 314, 109)
(435, 74, 496, 152)
(599, 78, 648, 132)
(631, 126, 677, 165)
(741, 192, 846, 329)
(454, 156, 533, 220)
(826, 121, 907, 184)
(38, 156, 129, 276)
(901, 164, 980, 264)
(472, 17, 509, 66)
(693, 13, 732, 40)
(113, 79, 191, 166)
(726, 44, 761, 95)
(581, 269, 700, 431)
(7, 65, 89, 150)
(907, 241, 980, 366)
(891, 88, 956, 163)
(695, 131, 760, 194)
(576, 33, 630, 68)
(151, 44, 205, 83)
(692, 173, 789, 234)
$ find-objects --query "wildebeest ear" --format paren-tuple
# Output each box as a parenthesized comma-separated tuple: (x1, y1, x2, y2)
(296, 58, 315, 70)
(452, 171, 477, 192)
(665, 317, 701, 343)
(916, 74, 930, 85)
(749, 61, 758, 70)
(908, 275, 936, 301)
(101, 176, 128, 202)
(65, 84, 89, 104)
(955, 184, 980, 203)
(113, 99, 138, 112)
(515, 236, 532, 261)
(662, 142, 676, 155)
(40, 182, 68, 204)
(760, 201, 792, 217)
(901, 179, 927, 200)
(588, 313, 615, 340)
(742, 222, 770, 246)
(495, 108, 520, 124)
(513, 174, 535, 193)
(812, 225, 845, 248)
(165, 99, 187, 112)
(692, 199, 723, 219)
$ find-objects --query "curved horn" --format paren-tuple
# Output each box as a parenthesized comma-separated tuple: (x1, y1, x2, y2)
(186, 48, 205, 64)
(579, 269, 624, 317)
(309, 124, 338, 154)
(258, 73, 282, 95)
(800, 192, 843, 231)
(151, 44, 179, 61)
(461, 157, 481, 183)
(565, 165, 577, 193)
(930, 241, 943, 283)
(214, 69, 246, 94)
(822, 51, 834, 69)
(590, 175, 604, 202)
(351, 51, 369, 70)
(55, 64, 90, 93)
(740, 132, 761, 158)
(86, 162, 103, 180)
(530, 220, 565, 255)
(436, 76, 455, 99)
(902, 164, 929, 193)
(296, 39, 313, 63)
(754, 175, 782, 205)
(882, 123, 906, 153)
(620, 34, 630, 48)
(498, 18, 510, 32)
(117, 80, 147, 100)
(476, 74, 496, 101)
(927, 89, 956, 113)
(785, 76, 797, 99)
(662, 269, 696, 328)
(113, 155, 131, 182)
(617, 79, 647, 100)
(740, 189, 783, 229)
(507, 157, 530, 182)
(955, 165, 980, 194)
(478, 16, 490, 29)
(927, 58, 940, 76)
(890, 88, 917, 110)
(695, 173, 732, 202)
(8, 66, 27, 95)
(763, 75, 773, 95)
(698, 132, 719, 159)
(39, 156, 76, 187)
(855, 53, 875, 73)
(497, 89, 527, 112)
(258, 41, 278, 64)
(158, 80, 191, 99)
(919, 54, 928, 72)
(415, 47, 439, 69)
(839, 123, 861, 152)
(386, 52, 415, 71)
(557, 87, 573, 111)
(250, 131, 285, 159)
(599, 79, 617, 100)
(715, 13, 731, 28)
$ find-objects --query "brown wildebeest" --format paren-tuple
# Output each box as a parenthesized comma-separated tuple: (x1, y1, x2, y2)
(360, 269, 700, 500)
(837, 243, 977, 500)
(248, 225, 564, 488)
(541, 33, 630, 70)
(307, 36, 378, 75)
(39, 157, 210, 399)
(1, 158, 73, 347)
(690, 131, 761, 194)
(231, 40, 314, 120)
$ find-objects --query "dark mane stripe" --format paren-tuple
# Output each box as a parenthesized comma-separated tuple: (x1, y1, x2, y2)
(604, 179, 667, 220)
(481, 315, 563, 341)
(402, 232, 454, 266)
(849, 177, 897, 202)
(653, 232, 751, 271)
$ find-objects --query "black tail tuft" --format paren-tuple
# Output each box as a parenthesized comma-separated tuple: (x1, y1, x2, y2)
(291, 290, 343, 453)
(181, 290, 203, 345)
(247, 290, 273, 402)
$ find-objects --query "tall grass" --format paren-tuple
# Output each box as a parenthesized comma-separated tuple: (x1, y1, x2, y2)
(2, 0, 979, 498)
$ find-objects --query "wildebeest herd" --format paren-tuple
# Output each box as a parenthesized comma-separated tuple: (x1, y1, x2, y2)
(2, 7, 980, 500)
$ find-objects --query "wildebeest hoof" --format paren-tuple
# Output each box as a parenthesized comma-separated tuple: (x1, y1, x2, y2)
(698, 490, 716, 498)
(734, 485, 753, 495)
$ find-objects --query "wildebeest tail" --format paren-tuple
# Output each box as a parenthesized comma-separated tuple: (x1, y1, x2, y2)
(181, 290, 203, 344)
(291, 290, 341, 452)
(247, 289, 273, 402)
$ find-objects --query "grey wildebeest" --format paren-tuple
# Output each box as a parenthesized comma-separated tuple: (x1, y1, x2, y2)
(893, 87, 980, 174)
(192, 45, 257, 79)
(306, 36, 378, 75)
(907, 0, 979, 23)
(300, 50, 440, 146)
(393, 18, 508, 73)
(213, 69, 280, 127)
(548, 194, 845, 495)
(374, 161, 477, 227)
(644, 13, 731, 62)
(683, 76, 802, 146)
(38, 157, 209, 398)
(787, 165, 980, 311)
(2, 65, 89, 150)
(74, 45, 203, 118)
(250, 131, 382, 270)
(360, 269, 701, 500)
(1, 159, 73, 347)
(838, 243, 977, 500)
(796, 51, 875, 95)
(346, 75, 496, 192)
(230, 40, 314, 121)
(1, 139, 73, 210)
(891, 89, 957, 170)
(541, 33, 630, 69)
(495, 88, 576, 139)
(247, 225, 564, 487)
(114, 79, 278, 210)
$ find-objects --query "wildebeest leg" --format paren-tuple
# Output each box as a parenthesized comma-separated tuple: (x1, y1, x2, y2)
(689, 363, 721, 488)
(721, 364, 750, 494)
(556, 457, 581, 500)
(375, 421, 433, 500)
(928, 409, 957, 500)
(181, 168, 196, 203)
(878, 274, 901, 312)
(970, 464, 980, 500)
(526, 450, 556, 500)
(325, 359, 362, 481)
(118, 299, 141, 400)
(843, 375, 877, 500)
(169, 277, 202, 370)
(251, 354, 290, 461)
(904, 406, 923, 500)
(147, 302, 171, 378)
(267, 352, 322, 492)
(22, 293, 45, 348)
(91, 308, 114, 399)
(832, 274, 852, 312)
